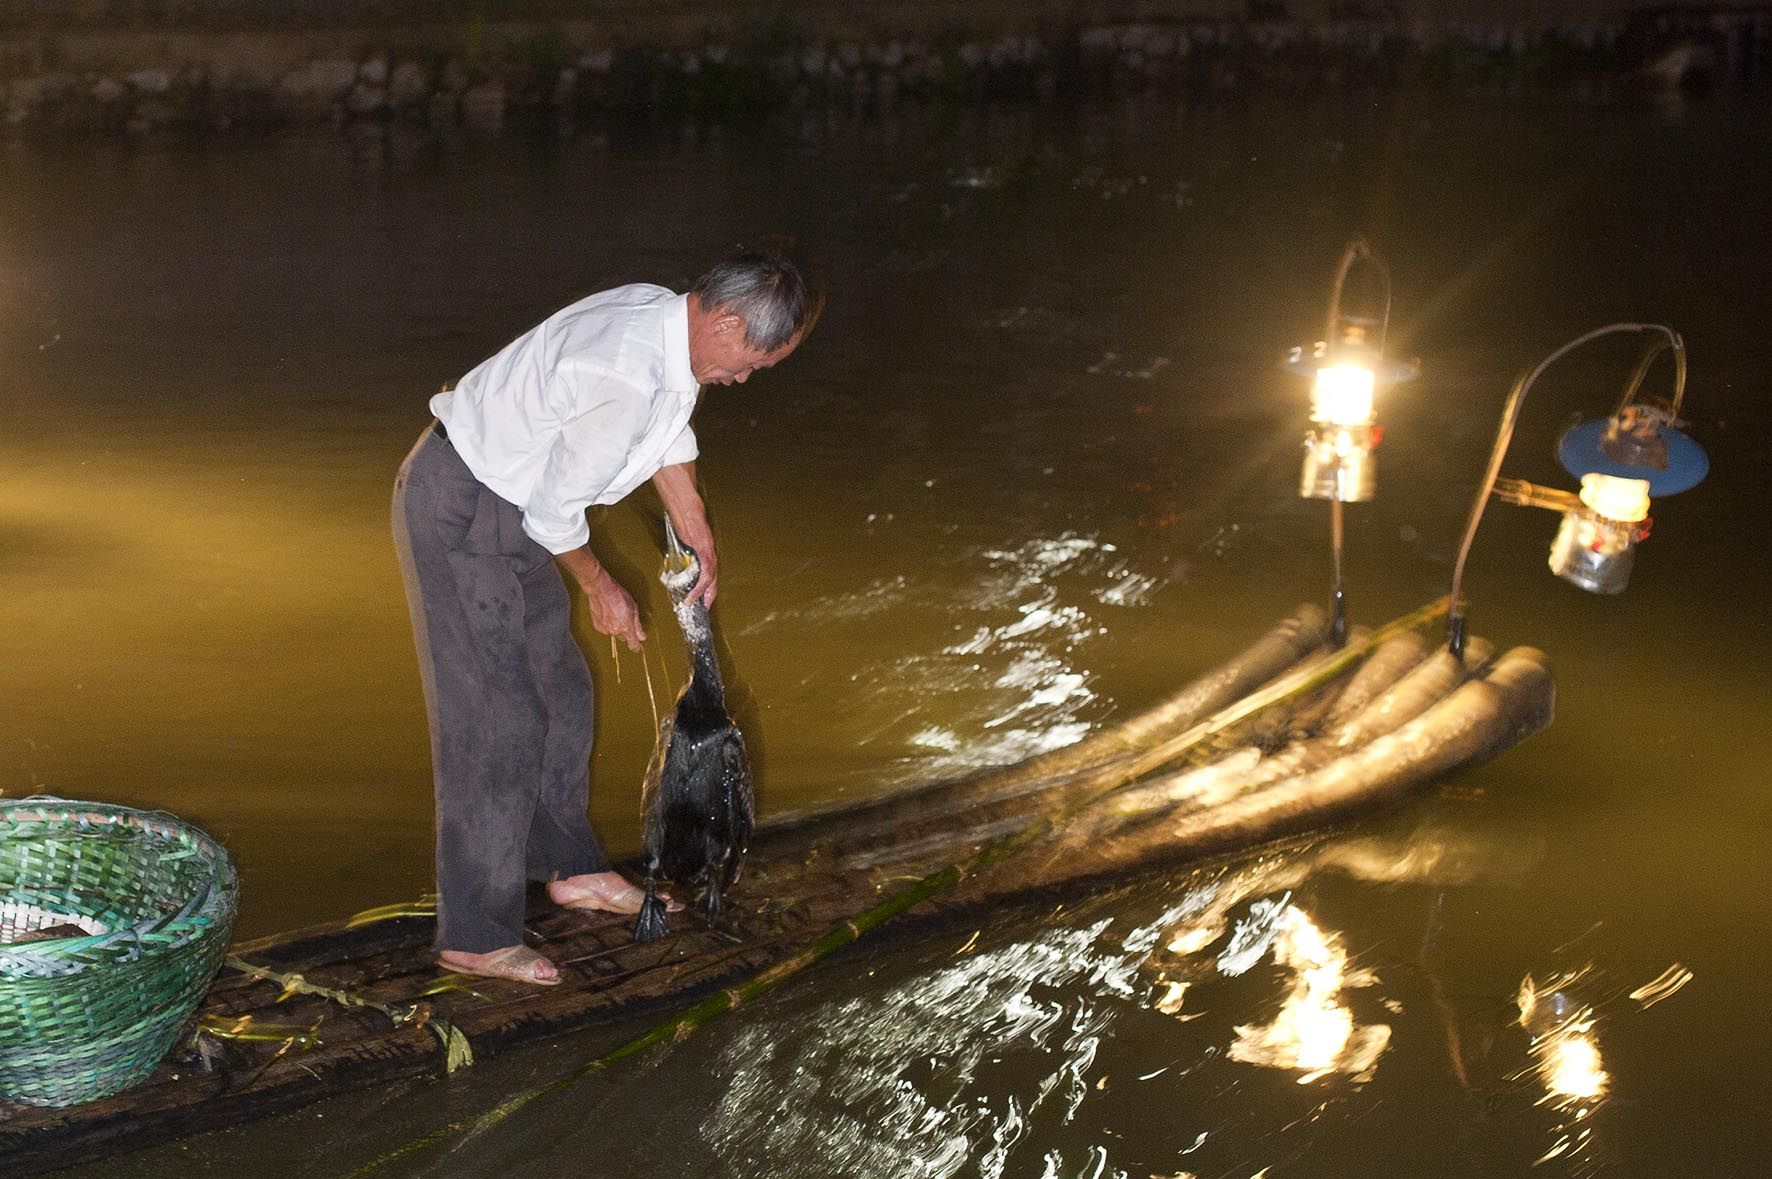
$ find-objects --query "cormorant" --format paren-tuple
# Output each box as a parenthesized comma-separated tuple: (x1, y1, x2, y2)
(634, 518, 754, 941)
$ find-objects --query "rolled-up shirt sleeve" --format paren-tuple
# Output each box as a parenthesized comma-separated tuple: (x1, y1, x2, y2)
(658, 422, 699, 469)
(521, 379, 648, 554)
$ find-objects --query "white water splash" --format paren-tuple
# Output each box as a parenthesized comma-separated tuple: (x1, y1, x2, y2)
(748, 532, 1168, 792)
(737, 574, 912, 634)
(1093, 572, 1160, 607)
(893, 535, 1159, 784)
(1215, 895, 1293, 978)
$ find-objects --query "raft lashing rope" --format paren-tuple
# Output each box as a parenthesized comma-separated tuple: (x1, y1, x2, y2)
(635, 520, 755, 942)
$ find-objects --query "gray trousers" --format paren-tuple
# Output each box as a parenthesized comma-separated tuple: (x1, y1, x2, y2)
(392, 425, 608, 952)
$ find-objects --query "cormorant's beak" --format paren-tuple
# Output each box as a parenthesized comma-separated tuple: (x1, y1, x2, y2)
(662, 516, 695, 576)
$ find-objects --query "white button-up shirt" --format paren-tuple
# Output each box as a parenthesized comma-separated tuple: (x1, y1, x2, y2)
(431, 285, 700, 554)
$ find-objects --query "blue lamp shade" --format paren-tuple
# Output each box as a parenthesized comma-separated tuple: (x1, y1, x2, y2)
(1558, 416, 1709, 496)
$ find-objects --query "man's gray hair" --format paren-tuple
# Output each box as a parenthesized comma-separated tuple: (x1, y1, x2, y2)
(691, 252, 813, 352)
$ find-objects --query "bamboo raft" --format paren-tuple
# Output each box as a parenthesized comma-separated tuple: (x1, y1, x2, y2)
(0, 600, 1553, 1175)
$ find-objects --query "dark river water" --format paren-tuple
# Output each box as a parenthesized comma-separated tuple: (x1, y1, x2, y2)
(3, 86, 1768, 1176)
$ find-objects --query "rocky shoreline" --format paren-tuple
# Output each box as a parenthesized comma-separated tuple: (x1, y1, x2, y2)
(3, 9, 1766, 137)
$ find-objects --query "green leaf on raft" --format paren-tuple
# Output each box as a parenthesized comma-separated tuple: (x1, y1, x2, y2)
(344, 894, 439, 928)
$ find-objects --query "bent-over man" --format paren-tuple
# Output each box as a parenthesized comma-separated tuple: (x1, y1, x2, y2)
(393, 252, 811, 985)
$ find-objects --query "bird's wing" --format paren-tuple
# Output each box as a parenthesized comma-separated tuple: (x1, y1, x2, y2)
(638, 706, 683, 852)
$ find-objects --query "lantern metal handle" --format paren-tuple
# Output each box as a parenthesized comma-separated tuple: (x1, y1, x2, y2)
(1612, 328, 1688, 420)
(1321, 237, 1394, 359)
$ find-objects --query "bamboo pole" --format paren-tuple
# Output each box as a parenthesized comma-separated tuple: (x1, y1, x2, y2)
(1064, 636, 1495, 840)
(1035, 648, 1555, 891)
(1024, 598, 1448, 806)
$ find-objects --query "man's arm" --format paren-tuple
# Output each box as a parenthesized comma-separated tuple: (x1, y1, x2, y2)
(651, 461, 718, 606)
(555, 545, 646, 651)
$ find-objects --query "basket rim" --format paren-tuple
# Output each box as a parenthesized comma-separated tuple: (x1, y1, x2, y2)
(1, 796, 238, 972)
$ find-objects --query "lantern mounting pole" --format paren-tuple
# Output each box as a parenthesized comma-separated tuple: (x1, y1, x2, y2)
(1319, 237, 1393, 648)
(1445, 323, 1680, 658)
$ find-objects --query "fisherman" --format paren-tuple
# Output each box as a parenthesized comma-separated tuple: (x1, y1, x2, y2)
(392, 252, 813, 986)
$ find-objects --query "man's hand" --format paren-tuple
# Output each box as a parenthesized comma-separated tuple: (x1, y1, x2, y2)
(554, 546, 646, 650)
(674, 517, 719, 607)
(652, 461, 719, 607)
(583, 569, 646, 651)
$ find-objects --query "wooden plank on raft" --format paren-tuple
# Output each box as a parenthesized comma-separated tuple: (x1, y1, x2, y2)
(0, 601, 1560, 1177)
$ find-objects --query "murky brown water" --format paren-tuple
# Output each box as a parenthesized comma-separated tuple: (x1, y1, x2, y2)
(4, 89, 1769, 1175)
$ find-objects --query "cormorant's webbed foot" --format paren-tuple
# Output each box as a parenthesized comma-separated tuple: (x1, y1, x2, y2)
(634, 878, 670, 942)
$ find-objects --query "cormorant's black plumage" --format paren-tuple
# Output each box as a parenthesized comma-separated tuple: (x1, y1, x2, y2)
(634, 526, 753, 942)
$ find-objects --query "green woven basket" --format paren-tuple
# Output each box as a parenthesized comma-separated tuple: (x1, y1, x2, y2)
(0, 798, 238, 1108)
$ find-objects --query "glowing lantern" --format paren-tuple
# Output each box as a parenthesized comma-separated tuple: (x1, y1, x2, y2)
(1546, 475, 1652, 594)
(1311, 355, 1378, 428)
(1284, 239, 1419, 645)
(1546, 399, 1709, 595)
(1446, 324, 1709, 655)
(1290, 323, 1415, 505)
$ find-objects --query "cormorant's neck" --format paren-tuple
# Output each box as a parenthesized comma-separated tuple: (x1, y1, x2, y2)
(680, 602, 724, 697)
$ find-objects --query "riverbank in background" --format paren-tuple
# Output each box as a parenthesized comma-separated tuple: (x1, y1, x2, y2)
(1, 3, 1767, 136)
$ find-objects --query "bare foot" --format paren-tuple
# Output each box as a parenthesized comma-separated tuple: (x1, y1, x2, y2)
(548, 871, 683, 915)
(438, 944, 560, 986)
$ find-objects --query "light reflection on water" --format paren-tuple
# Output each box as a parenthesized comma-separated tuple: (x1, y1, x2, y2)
(674, 849, 1695, 1179)
(1512, 960, 1693, 1172)
(322, 828, 1592, 1179)
(1221, 903, 1390, 1084)
(64, 821, 1696, 1179)
(706, 915, 1132, 1177)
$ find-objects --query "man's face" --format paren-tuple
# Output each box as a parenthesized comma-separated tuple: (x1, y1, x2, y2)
(691, 313, 799, 386)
